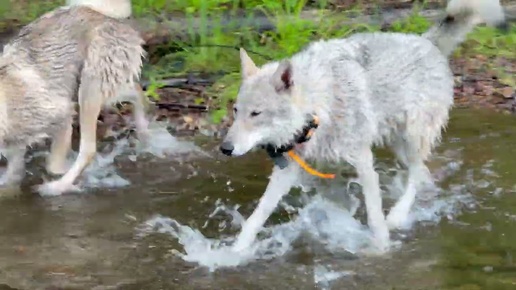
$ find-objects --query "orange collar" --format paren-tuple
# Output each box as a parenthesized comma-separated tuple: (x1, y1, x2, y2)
(287, 150, 335, 179)
(265, 114, 335, 179)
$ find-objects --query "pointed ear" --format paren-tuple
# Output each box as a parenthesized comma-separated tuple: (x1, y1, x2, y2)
(240, 48, 258, 79)
(271, 60, 293, 92)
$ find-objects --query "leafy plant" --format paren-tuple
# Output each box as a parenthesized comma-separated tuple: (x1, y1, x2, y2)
(207, 72, 241, 124)
(389, 13, 431, 34)
(144, 77, 165, 101)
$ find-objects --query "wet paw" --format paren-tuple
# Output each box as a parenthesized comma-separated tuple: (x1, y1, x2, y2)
(386, 208, 411, 230)
(365, 218, 391, 254)
(137, 129, 151, 143)
(46, 159, 71, 176)
(372, 231, 391, 254)
(36, 180, 81, 197)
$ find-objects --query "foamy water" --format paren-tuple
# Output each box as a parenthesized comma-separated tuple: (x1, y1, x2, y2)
(138, 148, 484, 278)
(314, 265, 354, 290)
(43, 121, 205, 191)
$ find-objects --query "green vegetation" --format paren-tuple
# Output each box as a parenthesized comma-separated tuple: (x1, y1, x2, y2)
(0, 0, 514, 123)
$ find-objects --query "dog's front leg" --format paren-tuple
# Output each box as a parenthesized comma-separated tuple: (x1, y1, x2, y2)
(232, 163, 300, 252)
(353, 147, 390, 253)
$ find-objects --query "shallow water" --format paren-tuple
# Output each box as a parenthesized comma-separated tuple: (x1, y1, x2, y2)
(0, 109, 515, 290)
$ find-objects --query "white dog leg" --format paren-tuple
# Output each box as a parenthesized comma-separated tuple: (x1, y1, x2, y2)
(46, 119, 73, 175)
(0, 146, 26, 186)
(353, 147, 390, 252)
(132, 86, 151, 142)
(387, 161, 431, 230)
(232, 163, 300, 252)
(37, 81, 102, 196)
(117, 84, 150, 143)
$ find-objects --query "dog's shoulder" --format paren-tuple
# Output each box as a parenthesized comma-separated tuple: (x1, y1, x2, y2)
(13, 6, 113, 43)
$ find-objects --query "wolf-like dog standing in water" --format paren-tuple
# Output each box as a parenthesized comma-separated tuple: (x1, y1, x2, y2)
(220, 0, 507, 252)
(0, 0, 148, 196)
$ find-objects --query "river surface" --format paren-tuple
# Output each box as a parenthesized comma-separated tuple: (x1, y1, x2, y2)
(0, 109, 515, 290)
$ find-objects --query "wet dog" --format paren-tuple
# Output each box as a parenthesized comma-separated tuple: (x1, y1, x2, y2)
(220, 0, 507, 252)
(0, 0, 147, 196)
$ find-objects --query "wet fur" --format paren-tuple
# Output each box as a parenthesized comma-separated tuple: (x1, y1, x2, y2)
(66, 0, 132, 19)
(222, 0, 507, 252)
(0, 2, 147, 195)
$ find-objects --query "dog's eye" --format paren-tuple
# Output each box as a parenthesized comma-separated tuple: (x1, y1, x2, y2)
(233, 108, 238, 114)
(250, 111, 262, 117)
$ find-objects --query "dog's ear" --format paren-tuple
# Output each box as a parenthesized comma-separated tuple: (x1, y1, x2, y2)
(240, 48, 258, 79)
(271, 60, 293, 93)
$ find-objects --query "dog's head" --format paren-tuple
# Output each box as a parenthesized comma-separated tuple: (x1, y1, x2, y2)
(220, 49, 307, 157)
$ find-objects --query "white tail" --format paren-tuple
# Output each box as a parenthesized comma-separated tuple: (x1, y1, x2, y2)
(66, 0, 132, 19)
(423, 0, 506, 57)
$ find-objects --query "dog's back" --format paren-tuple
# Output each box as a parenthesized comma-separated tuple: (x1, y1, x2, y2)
(3, 5, 144, 101)
(346, 32, 454, 145)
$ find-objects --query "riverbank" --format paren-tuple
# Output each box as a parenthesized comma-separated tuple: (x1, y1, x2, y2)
(0, 0, 514, 138)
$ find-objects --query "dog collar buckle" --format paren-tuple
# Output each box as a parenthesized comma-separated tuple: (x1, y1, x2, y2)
(263, 114, 318, 169)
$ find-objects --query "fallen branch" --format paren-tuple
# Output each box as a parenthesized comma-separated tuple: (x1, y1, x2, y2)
(139, 76, 214, 90)
(155, 102, 208, 112)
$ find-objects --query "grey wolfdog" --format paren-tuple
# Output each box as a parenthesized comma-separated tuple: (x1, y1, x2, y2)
(0, 0, 147, 196)
(220, 0, 507, 252)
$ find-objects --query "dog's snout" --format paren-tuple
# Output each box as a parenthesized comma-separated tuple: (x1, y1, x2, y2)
(220, 142, 235, 156)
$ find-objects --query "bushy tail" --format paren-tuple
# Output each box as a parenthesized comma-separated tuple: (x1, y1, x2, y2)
(423, 0, 507, 57)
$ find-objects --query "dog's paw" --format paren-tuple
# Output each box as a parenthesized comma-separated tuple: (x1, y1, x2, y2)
(137, 129, 151, 144)
(46, 158, 72, 176)
(386, 207, 411, 230)
(366, 219, 391, 254)
(36, 181, 82, 197)
(372, 232, 391, 254)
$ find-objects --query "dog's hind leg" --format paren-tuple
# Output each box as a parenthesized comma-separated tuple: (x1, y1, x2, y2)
(387, 135, 433, 230)
(131, 84, 151, 142)
(114, 84, 151, 143)
(37, 80, 102, 196)
(232, 163, 300, 252)
(0, 146, 26, 186)
(349, 146, 390, 252)
(46, 118, 73, 175)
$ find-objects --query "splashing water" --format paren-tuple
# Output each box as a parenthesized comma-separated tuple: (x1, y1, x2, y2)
(314, 265, 354, 290)
(142, 194, 374, 271)
(57, 121, 205, 190)
(139, 148, 482, 273)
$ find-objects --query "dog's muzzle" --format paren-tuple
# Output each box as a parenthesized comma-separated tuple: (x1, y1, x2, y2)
(220, 142, 235, 156)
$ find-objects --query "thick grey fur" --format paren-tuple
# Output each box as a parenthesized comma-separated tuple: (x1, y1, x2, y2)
(0, 1, 147, 196)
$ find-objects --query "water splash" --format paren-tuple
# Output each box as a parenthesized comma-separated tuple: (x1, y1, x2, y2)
(140, 182, 473, 273)
(57, 121, 204, 190)
(139, 148, 484, 274)
(314, 265, 354, 290)
(142, 194, 373, 271)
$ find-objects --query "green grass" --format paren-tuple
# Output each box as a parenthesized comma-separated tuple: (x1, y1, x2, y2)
(0, 0, 514, 123)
